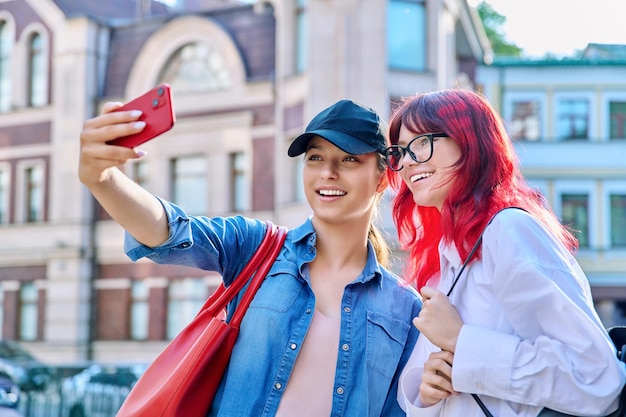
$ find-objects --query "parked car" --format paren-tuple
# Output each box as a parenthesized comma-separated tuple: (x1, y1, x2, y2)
(0, 372, 25, 417)
(0, 341, 54, 391)
(62, 363, 147, 417)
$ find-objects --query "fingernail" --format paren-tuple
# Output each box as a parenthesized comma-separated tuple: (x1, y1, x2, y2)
(133, 121, 146, 129)
(135, 149, 147, 158)
(130, 110, 142, 117)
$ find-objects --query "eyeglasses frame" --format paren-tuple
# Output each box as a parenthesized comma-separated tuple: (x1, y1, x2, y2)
(384, 132, 448, 171)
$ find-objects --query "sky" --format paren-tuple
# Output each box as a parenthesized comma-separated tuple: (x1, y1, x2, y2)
(471, 0, 626, 57)
(156, 0, 625, 58)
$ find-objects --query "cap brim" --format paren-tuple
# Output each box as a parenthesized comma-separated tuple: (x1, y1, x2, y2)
(287, 130, 378, 157)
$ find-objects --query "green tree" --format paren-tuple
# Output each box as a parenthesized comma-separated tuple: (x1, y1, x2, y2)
(476, 1, 523, 57)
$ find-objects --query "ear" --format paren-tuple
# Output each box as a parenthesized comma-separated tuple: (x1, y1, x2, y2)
(376, 171, 389, 193)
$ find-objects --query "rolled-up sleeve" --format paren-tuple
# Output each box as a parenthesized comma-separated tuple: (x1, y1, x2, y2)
(122, 197, 268, 283)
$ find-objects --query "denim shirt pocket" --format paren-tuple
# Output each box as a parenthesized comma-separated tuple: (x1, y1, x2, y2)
(366, 310, 412, 378)
(248, 259, 304, 312)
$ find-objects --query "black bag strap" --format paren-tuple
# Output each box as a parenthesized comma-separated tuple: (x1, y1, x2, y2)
(446, 207, 525, 417)
(447, 207, 524, 297)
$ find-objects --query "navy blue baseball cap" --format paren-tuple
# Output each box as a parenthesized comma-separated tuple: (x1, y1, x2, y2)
(287, 99, 387, 157)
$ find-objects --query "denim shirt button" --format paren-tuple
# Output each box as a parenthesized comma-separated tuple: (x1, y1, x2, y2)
(336, 387, 344, 395)
(343, 306, 351, 313)
(306, 308, 312, 314)
(290, 343, 297, 350)
(341, 343, 349, 351)
(274, 382, 282, 390)
(180, 242, 191, 248)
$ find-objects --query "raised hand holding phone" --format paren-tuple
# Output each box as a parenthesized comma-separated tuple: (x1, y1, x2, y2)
(106, 83, 175, 148)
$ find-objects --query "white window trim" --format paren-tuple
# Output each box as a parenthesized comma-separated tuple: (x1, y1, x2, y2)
(15, 158, 45, 223)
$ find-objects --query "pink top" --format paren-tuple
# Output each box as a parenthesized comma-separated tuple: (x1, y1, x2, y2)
(275, 309, 341, 416)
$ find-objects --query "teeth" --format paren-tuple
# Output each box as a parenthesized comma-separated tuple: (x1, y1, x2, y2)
(410, 172, 433, 183)
(319, 189, 346, 196)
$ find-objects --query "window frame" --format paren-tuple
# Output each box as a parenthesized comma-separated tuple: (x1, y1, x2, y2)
(170, 154, 208, 216)
(0, 162, 10, 224)
(0, 15, 15, 112)
(19, 282, 38, 342)
(553, 180, 597, 251)
(387, 0, 427, 72)
(502, 91, 547, 141)
(553, 91, 596, 141)
(15, 159, 45, 224)
(602, 91, 626, 141)
(603, 181, 626, 252)
(166, 278, 207, 340)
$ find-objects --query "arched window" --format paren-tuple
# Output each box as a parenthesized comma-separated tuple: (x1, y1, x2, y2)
(28, 32, 46, 107)
(159, 42, 231, 92)
(0, 21, 12, 112)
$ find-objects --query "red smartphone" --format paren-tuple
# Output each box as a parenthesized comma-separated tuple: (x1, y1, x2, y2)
(106, 83, 175, 148)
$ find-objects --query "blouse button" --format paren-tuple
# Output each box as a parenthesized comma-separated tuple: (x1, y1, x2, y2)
(274, 382, 282, 390)
(336, 387, 344, 395)
(290, 343, 297, 350)
(342, 343, 349, 351)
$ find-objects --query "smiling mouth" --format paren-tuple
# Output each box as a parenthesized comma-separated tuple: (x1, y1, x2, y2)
(318, 189, 346, 196)
(410, 172, 433, 183)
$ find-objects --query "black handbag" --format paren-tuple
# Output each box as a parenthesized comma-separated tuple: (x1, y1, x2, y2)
(448, 208, 626, 417)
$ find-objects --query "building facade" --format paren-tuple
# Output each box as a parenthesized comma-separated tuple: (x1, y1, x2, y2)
(0, 0, 489, 363)
(476, 45, 626, 326)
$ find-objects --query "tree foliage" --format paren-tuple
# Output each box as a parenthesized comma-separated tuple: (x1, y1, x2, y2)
(476, 1, 523, 57)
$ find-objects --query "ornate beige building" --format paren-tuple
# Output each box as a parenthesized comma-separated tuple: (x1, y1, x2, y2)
(0, 0, 489, 363)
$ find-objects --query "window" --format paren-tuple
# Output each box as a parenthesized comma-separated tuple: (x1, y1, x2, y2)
(0, 284, 4, 338)
(167, 278, 207, 340)
(132, 160, 148, 189)
(0, 166, 8, 224)
(130, 281, 149, 340)
(159, 42, 231, 93)
(19, 283, 38, 341)
(561, 193, 589, 248)
(557, 98, 589, 140)
(609, 101, 626, 139)
(27, 32, 46, 107)
(23, 164, 44, 223)
(0, 20, 12, 112)
(387, 0, 426, 71)
(295, 0, 308, 73)
(171, 155, 207, 216)
(293, 155, 305, 203)
(230, 152, 249, 212)
(610, 194, 626, 248)
(510, 100, 541, 141)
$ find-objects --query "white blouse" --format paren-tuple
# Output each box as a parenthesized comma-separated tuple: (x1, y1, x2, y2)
(399, 208, 626, 417)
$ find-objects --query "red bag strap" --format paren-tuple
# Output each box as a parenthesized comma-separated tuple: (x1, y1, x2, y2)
(229, 224, 287, 326)
(200, 221, 287, 323)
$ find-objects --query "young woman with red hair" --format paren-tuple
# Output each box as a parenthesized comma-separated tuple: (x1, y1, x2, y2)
(385, 89, 625, 417)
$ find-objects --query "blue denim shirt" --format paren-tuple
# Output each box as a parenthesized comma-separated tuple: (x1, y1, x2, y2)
(125, 198, 422, 417)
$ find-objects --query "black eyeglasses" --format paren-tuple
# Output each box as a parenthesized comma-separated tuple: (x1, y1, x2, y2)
(384, 133, 448, 171)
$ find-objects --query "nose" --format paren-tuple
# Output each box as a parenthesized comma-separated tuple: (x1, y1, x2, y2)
(321, 160, 338, 179)
(402, 149, 417, 168)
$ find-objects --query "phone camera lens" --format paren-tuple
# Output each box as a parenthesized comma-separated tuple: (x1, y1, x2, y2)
(152, 98, 159, 108)
(157, 87, 164, 96)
